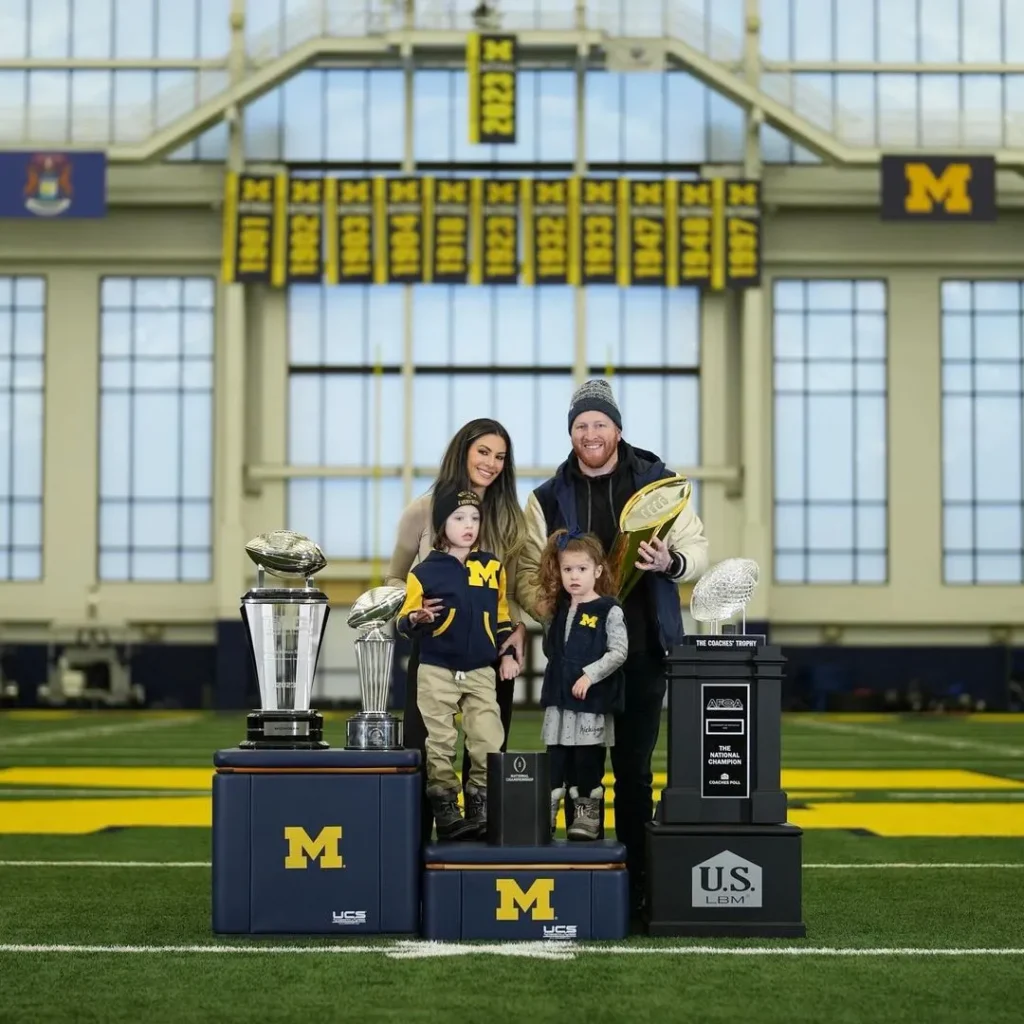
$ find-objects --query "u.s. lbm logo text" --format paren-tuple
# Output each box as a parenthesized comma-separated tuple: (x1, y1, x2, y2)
(283, 826, 344, 869)
(495, 878, 577, 938)
(691, 851, 762, 908)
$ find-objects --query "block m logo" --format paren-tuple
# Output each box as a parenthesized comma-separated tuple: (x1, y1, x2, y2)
(881, 156, 995, 221)
(467, 558, 500, 589)
(495, 878, 555, 920)
(579, 614, 598, 628)
(905, 162, 973, 214)
(283, 826, 343, 869)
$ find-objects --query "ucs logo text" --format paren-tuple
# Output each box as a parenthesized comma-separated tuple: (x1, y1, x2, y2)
(691, 850, 762, 909)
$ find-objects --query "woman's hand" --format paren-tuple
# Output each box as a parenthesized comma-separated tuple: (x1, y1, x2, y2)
(408, 597, 444, 626)
(572, 674, 592, 699)
(498, 621, 527, 663)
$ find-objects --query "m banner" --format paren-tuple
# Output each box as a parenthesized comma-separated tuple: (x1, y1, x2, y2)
(222, 172, 285, 285)
(474, 179, 519, 285)
(221, 171, 763, 291)
(467, 33, 517, 145)
(523, 178, 574, 286)
(430, 179, 471, 284)
(880, 156, 997, 221)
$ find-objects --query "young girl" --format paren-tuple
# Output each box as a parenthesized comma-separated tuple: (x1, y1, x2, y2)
(396, 484, 520, 840)
(536, 528, 627, 841)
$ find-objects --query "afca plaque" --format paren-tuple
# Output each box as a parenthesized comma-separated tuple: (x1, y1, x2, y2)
(700, 681, 750, 799)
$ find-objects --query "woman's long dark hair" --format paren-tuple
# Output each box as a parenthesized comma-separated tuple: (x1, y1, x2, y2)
(432, 418, 526, 560)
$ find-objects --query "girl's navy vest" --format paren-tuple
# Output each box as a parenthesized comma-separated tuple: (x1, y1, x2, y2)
(540, 595, 625, 715)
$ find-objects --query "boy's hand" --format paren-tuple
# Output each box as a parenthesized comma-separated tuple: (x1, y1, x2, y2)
(499, 654, 520, 681)
(572, 674, 591, 699)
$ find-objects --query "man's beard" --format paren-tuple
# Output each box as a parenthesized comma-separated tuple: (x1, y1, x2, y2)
(573, 438, 617, 472)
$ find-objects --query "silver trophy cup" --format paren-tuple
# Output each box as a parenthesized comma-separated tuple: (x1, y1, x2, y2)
(239, 530, 331, 750)
(345, 585, 406, 750)
(690, 558, 760, 634)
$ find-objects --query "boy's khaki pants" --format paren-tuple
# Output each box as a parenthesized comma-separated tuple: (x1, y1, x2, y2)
(417, 664, 504, 792)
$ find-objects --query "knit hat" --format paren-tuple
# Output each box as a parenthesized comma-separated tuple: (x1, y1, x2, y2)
(432, 484, 481, 533)
(567, 378, 622, 433)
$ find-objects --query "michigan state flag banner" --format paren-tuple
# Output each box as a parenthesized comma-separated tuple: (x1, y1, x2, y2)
(222, 171, 286, 285)
(467, 33, 517, 144)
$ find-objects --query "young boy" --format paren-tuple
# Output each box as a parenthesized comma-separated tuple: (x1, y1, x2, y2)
(397, 485, 519, 839)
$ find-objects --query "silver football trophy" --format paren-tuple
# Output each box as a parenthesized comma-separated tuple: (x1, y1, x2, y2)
(345, 585, 406, 750)
(690, 558, 760, 634)
(239, 531, 330, 750)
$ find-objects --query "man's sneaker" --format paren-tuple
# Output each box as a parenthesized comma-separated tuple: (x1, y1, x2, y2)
(464, 783, 487, 838)
(566, 786, 602, 841)
(426, 785, 476, 841)
(550, 787, 565, 836)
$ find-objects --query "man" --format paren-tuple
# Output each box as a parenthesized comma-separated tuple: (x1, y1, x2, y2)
(517, 378, 709, 916)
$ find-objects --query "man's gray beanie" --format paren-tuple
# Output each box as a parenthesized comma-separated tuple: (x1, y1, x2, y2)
(567, 378, 622, 433)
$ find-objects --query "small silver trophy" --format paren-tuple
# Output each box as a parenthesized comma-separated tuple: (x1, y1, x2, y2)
(345, 585, 406, 750)
(239, 530, 330, 750)
(690, 558, 760, 635)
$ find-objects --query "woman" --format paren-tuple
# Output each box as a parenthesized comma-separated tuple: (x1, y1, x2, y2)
(385, 418, 529, 841)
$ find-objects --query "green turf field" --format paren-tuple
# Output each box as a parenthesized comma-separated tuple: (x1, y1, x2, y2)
(1, 709, 1022, 1023)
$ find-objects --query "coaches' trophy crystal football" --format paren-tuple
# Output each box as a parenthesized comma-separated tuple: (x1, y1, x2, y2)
(610, 475, 692, 601)
(345, 585, 406, 750)
(690, 557, 760, 634)
(239, 531, 330, 750)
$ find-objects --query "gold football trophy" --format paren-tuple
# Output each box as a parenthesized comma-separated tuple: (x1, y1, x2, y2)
(610, 475, 692, 601)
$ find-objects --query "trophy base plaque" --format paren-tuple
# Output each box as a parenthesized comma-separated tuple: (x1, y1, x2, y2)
(239, 710, 329, 751)
(345, 712, 403, 750)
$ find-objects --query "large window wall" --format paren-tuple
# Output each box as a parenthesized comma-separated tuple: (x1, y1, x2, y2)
(98, 276, 215, 581)
(772, 279, 888, 585)
(941, 281, 1024, 585)
(0, 276, 45, 582)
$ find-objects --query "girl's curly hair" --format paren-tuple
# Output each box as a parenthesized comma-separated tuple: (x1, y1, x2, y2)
(535, 529, 619, 619)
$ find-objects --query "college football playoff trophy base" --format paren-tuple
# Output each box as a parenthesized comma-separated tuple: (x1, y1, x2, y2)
(645, 560, 806, 939)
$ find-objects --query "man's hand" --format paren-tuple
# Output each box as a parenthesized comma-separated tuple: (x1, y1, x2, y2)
(499, 653, 520, 681)
(408, 597, 444, 626)
(635, 536, 672, 574)
(572, 674, 592, 699)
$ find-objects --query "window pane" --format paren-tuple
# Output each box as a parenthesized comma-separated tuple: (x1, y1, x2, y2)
(98, 276, 215, 581)
(0, 276, 45, 580)
(772, 279, 889, 584)
(941, 281, 1024, 584)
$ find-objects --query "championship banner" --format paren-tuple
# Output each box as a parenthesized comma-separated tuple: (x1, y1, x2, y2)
(379, 176, 426, 284)
(327, 178, 375, 285)
(467, 33, 518, 144)
(578, 178, 618, 286)
(676, 179, 714, 288)
(522, 178, 574, 286)
(722, 180, 762, 289)
(619, 179, 670, 287)
(473, 179, 519, 285)
(284, 176, 324, 285)
(430, 178, 471, 285)
(880, 155, 996, 221)
(222, 171, 284, 285)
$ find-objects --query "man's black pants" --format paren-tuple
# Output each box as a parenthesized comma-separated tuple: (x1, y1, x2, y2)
(402, 642, 515, 845)
(608, 651, 667, 903)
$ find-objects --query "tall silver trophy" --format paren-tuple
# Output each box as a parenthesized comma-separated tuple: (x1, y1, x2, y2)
(345, 585, 406, 750)
(690, 558, 761, 635)
(239, 530, 330, 750)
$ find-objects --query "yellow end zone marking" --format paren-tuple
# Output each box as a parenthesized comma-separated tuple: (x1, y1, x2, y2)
(789, 802, 1024, 838)
(0, 798, 211, 835)
(0, 711, 82, 721)
(1, 767, 1021, 794)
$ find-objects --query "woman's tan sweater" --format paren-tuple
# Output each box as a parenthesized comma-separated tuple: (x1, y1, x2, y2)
(384, 492, 526, 625)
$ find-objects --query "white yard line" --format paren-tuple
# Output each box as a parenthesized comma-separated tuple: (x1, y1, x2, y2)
(0, 860, 1021, 869)
(0, 941, 1021, 960)
(791, 717, 1024, 757)
(0, 716, 202, 749)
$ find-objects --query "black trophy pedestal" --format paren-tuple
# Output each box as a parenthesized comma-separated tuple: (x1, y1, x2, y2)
(239, 709, 328, 750)
(645, 635, 806, 938)
(646, 822, 806, 938)
(486, 751, 551, 846)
